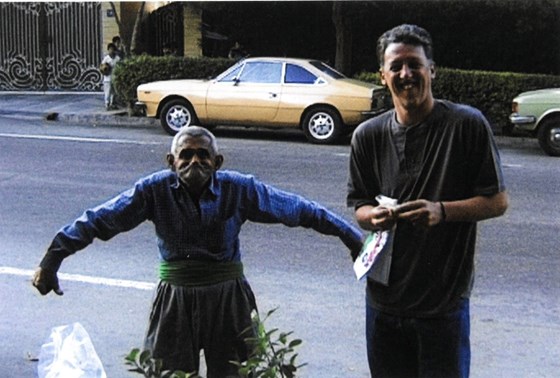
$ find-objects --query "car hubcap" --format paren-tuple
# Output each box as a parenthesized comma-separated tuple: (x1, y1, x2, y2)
(309, 112, 334, 139)
(167, 106, 190, 130)
(549, 127, 560, 148)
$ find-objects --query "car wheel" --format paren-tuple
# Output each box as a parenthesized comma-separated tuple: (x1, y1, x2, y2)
(537, 116, 560, 157)
(159, 99, 198, 136)
(302, 107, 343, 144)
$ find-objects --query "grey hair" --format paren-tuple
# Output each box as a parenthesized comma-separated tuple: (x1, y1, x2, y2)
(376, 24, 434, 68)
(170, 126, 219, 156)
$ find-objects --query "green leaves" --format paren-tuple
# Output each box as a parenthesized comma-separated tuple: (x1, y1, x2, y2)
(124, 348, 197, 378)
(232, 308, 307, 378)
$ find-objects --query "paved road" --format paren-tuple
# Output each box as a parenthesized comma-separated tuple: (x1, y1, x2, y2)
(0, 115, 558, 377)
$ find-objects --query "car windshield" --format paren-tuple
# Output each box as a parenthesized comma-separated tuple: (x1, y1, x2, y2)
(308, 61, 346, 79)
(218, 64, 243, 82)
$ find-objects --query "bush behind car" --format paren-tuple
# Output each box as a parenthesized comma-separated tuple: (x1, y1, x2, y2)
(114, 55, 560, 132)
(112, 55, 235, 111)
(356, 68, 560, 132)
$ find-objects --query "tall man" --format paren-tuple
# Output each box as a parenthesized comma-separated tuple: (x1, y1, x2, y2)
(347, 24, 508, 377)
(33, 126, 363, 377)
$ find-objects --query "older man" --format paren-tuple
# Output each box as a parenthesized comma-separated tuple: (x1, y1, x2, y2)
(34, 126, 363, 377)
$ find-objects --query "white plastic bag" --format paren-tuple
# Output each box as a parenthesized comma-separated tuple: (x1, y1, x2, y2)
(37, 322, 107, 378)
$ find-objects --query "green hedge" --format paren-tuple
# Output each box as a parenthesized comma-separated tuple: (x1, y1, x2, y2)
(355, 68, 560, 131)
(112, 55, 236, 108)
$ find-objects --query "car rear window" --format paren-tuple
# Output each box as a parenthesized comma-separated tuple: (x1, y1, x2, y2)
(285, 64, 318, 84)
(309, 61, 346, 79)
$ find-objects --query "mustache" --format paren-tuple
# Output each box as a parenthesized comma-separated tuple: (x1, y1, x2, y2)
(398, 79, 417, 86)
(178, 162, 210, 175)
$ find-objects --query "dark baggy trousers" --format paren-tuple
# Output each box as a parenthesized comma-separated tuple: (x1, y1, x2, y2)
(144, 278, 257, 377)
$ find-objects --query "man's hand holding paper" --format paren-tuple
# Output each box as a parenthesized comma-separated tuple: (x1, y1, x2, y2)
(353, 195, 398, 283)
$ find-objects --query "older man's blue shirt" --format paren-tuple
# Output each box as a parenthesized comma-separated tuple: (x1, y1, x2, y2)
(42, 170, 362, 270)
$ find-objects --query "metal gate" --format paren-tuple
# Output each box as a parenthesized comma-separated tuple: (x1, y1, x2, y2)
(144, 2, 184, 56)
(0, 2, 102, 91)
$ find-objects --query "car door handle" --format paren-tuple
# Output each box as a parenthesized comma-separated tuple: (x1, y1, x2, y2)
(269, 92, 277, 98)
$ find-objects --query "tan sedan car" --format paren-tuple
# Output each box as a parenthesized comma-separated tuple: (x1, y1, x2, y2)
(136, 57, 385, 144)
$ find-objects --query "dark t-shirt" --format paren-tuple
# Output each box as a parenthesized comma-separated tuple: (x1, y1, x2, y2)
(347, 100, 506, 317)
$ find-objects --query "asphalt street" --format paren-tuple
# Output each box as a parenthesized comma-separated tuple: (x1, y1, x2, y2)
(0, 99, 558, 377)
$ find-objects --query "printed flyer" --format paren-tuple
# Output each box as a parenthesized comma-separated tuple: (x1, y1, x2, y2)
(353, 195, 397, 284)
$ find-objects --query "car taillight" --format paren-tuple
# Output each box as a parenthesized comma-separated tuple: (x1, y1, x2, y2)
(512, 101, 519, 113)
(371, 90, 387, 111)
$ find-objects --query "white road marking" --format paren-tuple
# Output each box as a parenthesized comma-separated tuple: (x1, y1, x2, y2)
(0, 132, 161, 145)
(0, 266, 155, 291)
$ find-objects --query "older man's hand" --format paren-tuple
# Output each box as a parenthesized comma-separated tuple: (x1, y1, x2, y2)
(32, 267, 64, 296)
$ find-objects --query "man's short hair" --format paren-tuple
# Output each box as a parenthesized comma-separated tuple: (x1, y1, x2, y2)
(171, 126, 219, 156)
(377, 24, 434, 67)
(107, 43, 117, 51)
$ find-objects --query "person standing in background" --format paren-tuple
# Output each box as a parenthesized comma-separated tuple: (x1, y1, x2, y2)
(100, 43, 121, 110)
(112, 35, 125, 59)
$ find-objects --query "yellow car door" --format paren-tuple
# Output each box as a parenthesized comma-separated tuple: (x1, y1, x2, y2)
(206, 61, 282, 125)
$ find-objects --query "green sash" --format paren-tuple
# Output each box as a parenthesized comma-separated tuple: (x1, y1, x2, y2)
(159, 260, 244, 287)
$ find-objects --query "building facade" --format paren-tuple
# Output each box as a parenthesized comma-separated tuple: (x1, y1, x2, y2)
(0, 1, 202, 92)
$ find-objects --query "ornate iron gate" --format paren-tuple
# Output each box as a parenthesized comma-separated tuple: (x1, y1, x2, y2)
(0, 2, 102, 91)
(144, 2, 184, 56)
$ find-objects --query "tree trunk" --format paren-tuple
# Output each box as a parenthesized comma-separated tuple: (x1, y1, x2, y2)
(108, 2, 127, 56)
(332, 2, 353, 75)
(130, 2, 146, 55)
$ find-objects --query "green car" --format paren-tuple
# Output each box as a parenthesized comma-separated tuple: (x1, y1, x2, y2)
(509, 88, 560, 156)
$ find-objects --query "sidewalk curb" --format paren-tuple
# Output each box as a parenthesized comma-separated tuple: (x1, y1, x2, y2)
(1, 109, 538, 148)
(0, 107, 158, 129)
(56, 113, 538, 150)
(494, 134, 539, 149)
(57, 112, 159, 128)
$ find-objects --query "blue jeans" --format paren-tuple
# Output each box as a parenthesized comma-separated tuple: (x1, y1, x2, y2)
(366, 298, 470, 378)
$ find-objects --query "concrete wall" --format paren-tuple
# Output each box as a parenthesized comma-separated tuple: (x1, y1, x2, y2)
(183, 4, 202, 57)
(101, 2, 120, 53)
